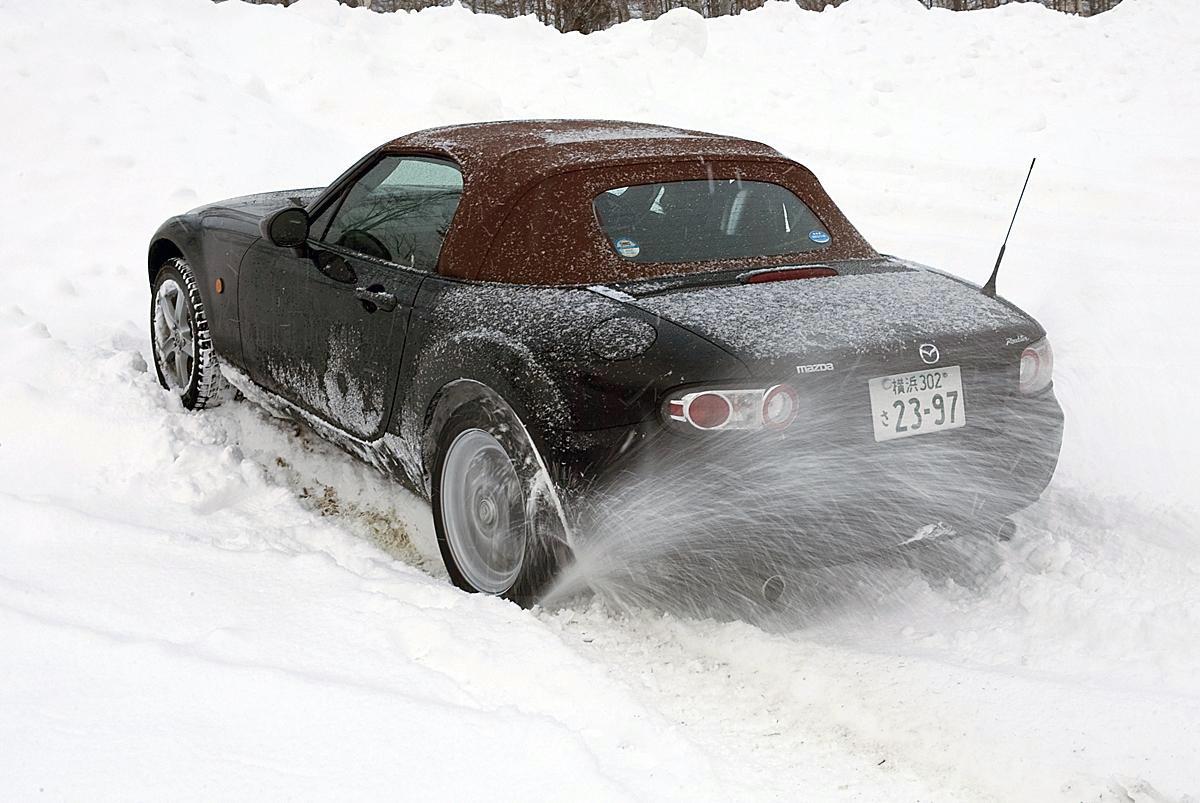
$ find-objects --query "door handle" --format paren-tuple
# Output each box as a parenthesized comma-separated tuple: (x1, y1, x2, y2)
(355, 286, 398, 312)
(316, 252, 357, 284)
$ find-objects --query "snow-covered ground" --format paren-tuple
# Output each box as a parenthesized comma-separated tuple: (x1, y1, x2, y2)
(2, 0, 1199, 799)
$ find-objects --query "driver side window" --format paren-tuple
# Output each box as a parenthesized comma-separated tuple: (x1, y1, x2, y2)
(320, 155, 463, 271)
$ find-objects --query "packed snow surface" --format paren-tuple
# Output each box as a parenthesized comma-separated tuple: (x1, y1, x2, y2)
(2, 0, 1199, 800)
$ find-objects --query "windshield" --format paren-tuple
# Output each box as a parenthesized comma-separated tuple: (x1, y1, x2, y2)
(593, 179, 831, 264)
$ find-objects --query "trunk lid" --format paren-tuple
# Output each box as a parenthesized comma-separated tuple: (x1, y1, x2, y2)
(623, 259, 1036, 371)
(622, 258, 1044, 444)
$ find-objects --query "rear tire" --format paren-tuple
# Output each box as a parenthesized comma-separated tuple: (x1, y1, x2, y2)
(430, 397, 567, 606)
(150, 257, 228, 410)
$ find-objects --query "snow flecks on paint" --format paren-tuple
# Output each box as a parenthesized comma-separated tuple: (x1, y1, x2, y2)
(262, 325, 384, 439)
(417, 283, 624, 427)
(633, 265, 1028, 358)
(223, 361, 428, 494)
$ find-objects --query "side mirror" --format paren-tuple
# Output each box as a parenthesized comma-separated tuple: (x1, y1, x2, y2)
(260, 206, 310, 249)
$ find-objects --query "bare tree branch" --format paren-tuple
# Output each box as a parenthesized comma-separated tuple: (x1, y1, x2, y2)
(216, 0, 1124, 32)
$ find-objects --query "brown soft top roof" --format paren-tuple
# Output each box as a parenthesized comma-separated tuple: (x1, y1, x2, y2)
(379, 120, 874, 283)
(383, 119, 785, 176)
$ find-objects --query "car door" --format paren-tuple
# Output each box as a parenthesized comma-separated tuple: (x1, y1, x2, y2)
(239, 154, 463, 441)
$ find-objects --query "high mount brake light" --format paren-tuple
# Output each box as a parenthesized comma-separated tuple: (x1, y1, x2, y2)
(667, 385, 800, 431)
(1019, 337, 1054, 395)
(741, 266, 838, 284)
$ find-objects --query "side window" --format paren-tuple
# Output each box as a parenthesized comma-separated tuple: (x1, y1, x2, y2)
(321, 156, 463, 271)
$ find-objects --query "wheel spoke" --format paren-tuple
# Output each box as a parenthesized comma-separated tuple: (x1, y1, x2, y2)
(153, 324, 170, 353)
(173, 350, 188, 386)
(174, 291, 187, 328)
(178, 329, 194, 357)
(158, 342, 178, 388)
(158, 293, 177, 330)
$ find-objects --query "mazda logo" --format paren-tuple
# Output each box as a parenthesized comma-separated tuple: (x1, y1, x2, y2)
(919, 343, 940, 364)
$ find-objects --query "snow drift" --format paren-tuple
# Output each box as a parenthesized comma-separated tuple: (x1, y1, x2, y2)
(1, 0, 1198, 799)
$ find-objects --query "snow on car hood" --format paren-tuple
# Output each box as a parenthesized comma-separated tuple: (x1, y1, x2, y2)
(627, 266, 1032, 360)
(191, 187, 324, 220)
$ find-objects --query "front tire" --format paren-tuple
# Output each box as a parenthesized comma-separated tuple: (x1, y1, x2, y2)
(150, 257, 228, 410)
(430, 398, 567, 606)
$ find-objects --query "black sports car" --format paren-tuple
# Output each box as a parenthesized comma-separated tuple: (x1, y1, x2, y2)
(147, 120, 1063, 604)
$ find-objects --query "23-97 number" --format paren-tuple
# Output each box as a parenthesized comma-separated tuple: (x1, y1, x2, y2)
(891, 390, 959, 433)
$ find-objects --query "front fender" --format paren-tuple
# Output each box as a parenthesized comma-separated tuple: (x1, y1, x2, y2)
(147, 217, 198, 285)
(148, 210, 260, 369)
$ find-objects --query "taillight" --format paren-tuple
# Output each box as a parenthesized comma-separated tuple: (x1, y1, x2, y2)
(1019, 337, 1054, 395)
(762, 384, 799, 429)
(666, 385, 799, 431)
(686, 392, 732, 430)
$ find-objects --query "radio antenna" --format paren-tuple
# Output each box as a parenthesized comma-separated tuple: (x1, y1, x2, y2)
(982, 158, 1037, 298)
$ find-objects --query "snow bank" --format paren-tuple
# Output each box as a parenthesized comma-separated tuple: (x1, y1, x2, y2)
(1, 0, 1198, 799)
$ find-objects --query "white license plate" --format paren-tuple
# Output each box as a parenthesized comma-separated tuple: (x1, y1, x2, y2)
(868, 366, 966, 442)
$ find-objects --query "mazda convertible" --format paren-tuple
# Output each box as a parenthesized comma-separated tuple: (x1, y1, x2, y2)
(147, 120, 1063, 604)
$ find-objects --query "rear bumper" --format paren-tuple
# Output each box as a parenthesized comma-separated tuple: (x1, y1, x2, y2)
(550, 388, 1063, 558)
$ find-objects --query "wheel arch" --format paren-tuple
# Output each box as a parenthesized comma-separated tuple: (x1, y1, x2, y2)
(422, 375, 572, 603)
(148, 238, 185, 284)
(424, 379, 506, 466)
(421, 377, 557, 488)
(147, 215, 207, 286)
(413, 334, 570, 497)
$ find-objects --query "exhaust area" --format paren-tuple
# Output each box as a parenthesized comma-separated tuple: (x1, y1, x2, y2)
(539, 415, 1047, 621)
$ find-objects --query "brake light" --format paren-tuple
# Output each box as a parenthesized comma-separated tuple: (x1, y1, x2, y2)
(1019, 337, 1054, 395)
(686, 392, 732, 429)
(667, 385, 799, 431)
(741, 266, 838, 284)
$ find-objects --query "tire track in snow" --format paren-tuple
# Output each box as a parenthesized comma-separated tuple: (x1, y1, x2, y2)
(538, 497, 1200, 801)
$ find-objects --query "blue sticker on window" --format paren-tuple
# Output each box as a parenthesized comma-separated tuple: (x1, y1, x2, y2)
(809, 230, 830, 244)
(614, 237, 641, 258)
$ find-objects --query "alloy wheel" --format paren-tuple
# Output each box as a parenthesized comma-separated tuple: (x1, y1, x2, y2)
(440, 428, 528, 594)
(153, 278, 195, 391)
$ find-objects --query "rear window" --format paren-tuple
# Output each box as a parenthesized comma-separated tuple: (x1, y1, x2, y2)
(592, 179, 831, 264)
